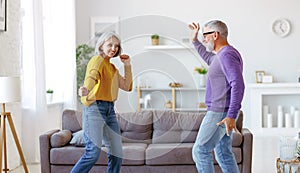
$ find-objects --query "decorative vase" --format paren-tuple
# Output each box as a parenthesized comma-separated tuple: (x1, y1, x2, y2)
(151, 39, 159, 45)
(165, 100, 172, 109)
(46, 93, 53, 103)
(198, 74, 206, 88)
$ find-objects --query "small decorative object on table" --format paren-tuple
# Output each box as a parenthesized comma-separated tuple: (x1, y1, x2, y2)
(255, 71, 265, 83)
(262, 75, 273, 83)
(169, 82, 182, 88)
(198, 102, 207, 108)
(165, 100, 172, 109)
(279, 136, 296, 161)
(277, 136, 298, 172)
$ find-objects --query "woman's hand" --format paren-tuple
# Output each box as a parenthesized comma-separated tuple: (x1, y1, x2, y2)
(188, 22, 200, 42)
(120, 54, 131, 65)
(78, 86, 89, 96)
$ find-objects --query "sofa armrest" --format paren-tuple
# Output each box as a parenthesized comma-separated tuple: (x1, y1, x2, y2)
(241, 128, 253, 173)
(39, 129, 60, 173)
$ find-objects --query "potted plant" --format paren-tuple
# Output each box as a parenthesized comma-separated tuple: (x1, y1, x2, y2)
(46, 89, 54, 102)
(194, 66, 208, 87)
(151, 34, 159, 45)
(76, 44, 94, 104)
(194, 67, 208, 75)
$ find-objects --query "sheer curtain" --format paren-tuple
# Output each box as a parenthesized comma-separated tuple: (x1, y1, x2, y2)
(20, 0, 76, 163)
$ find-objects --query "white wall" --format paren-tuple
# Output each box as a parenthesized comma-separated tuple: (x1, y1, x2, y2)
(0, 0, 23, 169)
(75, 0, 300, 129)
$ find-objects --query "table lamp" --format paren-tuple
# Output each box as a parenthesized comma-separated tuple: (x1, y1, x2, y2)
(0, 77, 28, 173)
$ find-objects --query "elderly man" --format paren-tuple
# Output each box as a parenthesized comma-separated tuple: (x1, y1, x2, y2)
(189, 20, 245, 173)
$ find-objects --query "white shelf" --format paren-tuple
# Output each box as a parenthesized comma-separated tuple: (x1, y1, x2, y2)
(248, 83, 300, 89)
(175, 108, 207, 112)
(139, 108, 207, 112)
(140, 108, 172, 111)
(144, 45, 193, 50)
(137, 86, 206, 112)
(137, 87, 206, 91)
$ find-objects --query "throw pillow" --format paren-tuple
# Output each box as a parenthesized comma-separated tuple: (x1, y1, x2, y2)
(50, 130, 72, 148)
(70, 130, 85, 146)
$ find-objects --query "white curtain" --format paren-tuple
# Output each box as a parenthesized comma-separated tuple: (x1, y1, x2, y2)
(20, 0, 76, 163)
(21, 0, 47, 163)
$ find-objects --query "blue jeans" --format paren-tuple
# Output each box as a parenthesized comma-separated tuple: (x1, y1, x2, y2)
(192, 111, 239, 173)
(71, 101, 122, 173)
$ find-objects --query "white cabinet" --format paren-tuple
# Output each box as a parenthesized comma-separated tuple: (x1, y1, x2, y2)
(249, 83, 300, 136)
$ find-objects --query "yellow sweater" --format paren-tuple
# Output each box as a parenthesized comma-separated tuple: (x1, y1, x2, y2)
(81, 55, 132, 107)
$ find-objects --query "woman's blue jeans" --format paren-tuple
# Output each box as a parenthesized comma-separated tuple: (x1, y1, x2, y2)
(71, 101, 122, 173)
(192, 111, 239, 173)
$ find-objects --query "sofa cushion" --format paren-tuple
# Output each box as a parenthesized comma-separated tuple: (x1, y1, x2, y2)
(70, 130, 85, 146)
(211, 147, 242, 164)
(152, 110, 243, 145)
(50, 143, 147, 166)
(146, 143, 194, 165)
(117, 111, 153, 144)
(146, 143, 242, 166)
(50, 130, 72, 148)
(107, 143, 147, 165)
(62, 109, 82, 132)
(50, 146, 86, 164)
(152, 111, 205, 143)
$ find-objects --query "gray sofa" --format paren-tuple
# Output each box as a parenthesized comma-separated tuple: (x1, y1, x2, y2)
(39, 109, 253, 173)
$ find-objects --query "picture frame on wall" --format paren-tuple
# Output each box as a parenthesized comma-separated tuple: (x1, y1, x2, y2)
(0, 0, 7, 31)
(255, 71, 265, 83)
(90, 16, 119, 46)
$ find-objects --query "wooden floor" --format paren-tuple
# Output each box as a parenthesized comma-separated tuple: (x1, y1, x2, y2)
(9, 163, 40, 173)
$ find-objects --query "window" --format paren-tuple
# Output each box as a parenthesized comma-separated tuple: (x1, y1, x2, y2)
(21, 0, 76, 106)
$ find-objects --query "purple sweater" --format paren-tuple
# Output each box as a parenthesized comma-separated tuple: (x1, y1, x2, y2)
(193, 40, 245, 119)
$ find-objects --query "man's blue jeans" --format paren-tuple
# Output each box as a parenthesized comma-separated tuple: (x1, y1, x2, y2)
(71, 101, 122, 173)
(192, 111, 239, 173)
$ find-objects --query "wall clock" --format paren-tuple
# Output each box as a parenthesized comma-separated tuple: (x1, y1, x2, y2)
(272, 19, 291, 37)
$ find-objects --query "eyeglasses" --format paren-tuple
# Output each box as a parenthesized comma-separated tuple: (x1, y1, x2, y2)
(202, 31, 215, 38)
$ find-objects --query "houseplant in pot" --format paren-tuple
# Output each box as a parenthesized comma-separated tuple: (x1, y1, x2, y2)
(76, 44, 94, 105)
(151, 34, 159, 45)
(194, 66, 208, 88)
(46, 89, 54, 102)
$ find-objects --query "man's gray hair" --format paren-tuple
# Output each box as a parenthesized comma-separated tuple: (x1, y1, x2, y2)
(204, 20, 228, 38)
(95, 32, 122, 57)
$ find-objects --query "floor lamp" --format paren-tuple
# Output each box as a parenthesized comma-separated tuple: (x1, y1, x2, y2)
(0, 77, 28, 173)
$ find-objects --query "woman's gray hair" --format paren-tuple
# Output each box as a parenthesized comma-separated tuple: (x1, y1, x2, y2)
(94, 32, 122, 57)
(204, 20, 228, 38)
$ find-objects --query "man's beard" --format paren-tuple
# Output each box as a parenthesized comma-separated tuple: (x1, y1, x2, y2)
(205, 40, 214, 52)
